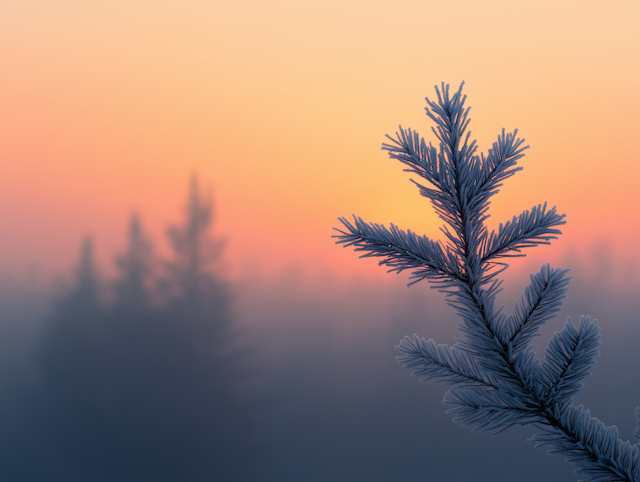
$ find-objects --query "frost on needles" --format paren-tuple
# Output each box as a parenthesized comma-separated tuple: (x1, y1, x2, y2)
(332, 82, 640, 482)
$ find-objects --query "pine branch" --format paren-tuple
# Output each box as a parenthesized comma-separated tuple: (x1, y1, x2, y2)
(635, 407, 640, 442)
(500, 264, 572, 352)
(449, 272, 633, 480)
(332, 215, 461, 287)
(481, 202, 567, 263)
(396, 335, 499, 389)
(465, 128, 528, 266)
(444, 386, 539, 434)
(423, 82, 472, 177)
(382, 127, 464, 248)
(531, 405, 640, 482)
(448, 281, 544, 404)
(449, 269, 631, 481)
(382, 82, 477, 258)
(475, 128, 528, 202)
(539, 317, 602, 408)
(334, 81, 639, 480)
(381, 126, 454, 199)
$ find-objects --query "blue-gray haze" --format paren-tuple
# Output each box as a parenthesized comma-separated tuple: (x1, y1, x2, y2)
(0, 185, 638, 480)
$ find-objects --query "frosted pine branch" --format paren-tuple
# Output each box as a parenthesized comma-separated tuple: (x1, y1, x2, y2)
(333, 215, 461, 287)
(396, 335, 499, 389)
(540, 317, 602, 408)
(333, 81, 639, 481)
(531, 405, 640, 481)
(503, 264, 572, 353)
(481, 202, 566, 263)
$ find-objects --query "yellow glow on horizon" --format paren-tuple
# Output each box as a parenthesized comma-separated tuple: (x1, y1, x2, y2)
(1, 0, 638, 284)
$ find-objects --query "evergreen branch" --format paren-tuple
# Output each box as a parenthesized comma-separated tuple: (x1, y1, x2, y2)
(332, 215, 461, 286)
(381, 126, 452, 196)
(449, 284, 538, 402)
(381, 127, 464, 244)
(539, 317, 602, 407)
(531, 405, 640, 482)
(423, 82, 476, 254)
(448, 265, 632, 480)
(444, 386, 540, 434)
(337, 81, 639, 479)
(452, 278, 632, 480)
(476, 128, 528, 198)
(500, 264, 572, 351)
(464, 128, 528, 260)
(448, 275, 633, 481)
(423, 82, 472, 171)
(396, 335, 499, 389)
(512, 349, 546, 401)
(481, 202, 566, 263)
(634, 407, 640, 442)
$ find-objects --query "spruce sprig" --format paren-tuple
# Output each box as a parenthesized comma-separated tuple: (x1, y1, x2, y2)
(333, 82, 640, 481)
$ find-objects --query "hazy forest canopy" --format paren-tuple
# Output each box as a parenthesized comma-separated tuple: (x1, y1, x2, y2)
(0, 176, 260, 481)
(0, 177, 638, 481)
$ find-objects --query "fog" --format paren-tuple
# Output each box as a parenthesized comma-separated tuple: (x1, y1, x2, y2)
(0, 190, 638, 481)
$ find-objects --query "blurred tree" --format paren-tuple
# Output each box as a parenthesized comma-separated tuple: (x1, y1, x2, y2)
(36, 237, 114, 479)
(112, 213, 156, 313)
(42, 237, 105, 400)
(164, 174, 227, 309)
(151, 174, 255, 480)
(63, 237, 103, 314)
(35, 176, 259, 482)
(159, 174, 234, 367)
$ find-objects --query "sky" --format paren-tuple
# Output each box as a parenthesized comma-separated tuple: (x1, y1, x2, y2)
(1, 0, 639, 287)
(0, 4, 639, 480)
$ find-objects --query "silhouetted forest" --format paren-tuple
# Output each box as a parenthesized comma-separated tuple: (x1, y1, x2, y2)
(0, 175, 260, 481)
(0, 179, 638, 481)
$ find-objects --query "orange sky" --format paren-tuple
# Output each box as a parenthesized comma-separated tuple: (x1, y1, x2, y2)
(1, 0, 639, 287)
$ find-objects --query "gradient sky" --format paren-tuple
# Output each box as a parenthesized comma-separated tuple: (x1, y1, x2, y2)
(1, 0, 639, 286)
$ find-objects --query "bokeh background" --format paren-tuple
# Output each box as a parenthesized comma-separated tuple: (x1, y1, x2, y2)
(1, 1, 639, 481)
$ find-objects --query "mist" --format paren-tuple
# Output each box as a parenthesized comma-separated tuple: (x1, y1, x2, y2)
(0, 200, 638, 481)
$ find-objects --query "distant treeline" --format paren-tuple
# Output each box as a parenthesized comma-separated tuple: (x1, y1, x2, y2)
(1, 175, 260, 482)
(0, 177, 638, 482)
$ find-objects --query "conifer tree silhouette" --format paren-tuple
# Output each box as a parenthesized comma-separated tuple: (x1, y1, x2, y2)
(38, 236, 113, 473)
(154, 173, 253, 481)
(62, 237, 103, 315)
(37, 178, 257, 481)
(164, 173, 227, 314)
(333, 82, 640, 481)
(42, 236, 105, 404)
(112, 213, 156, 313)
